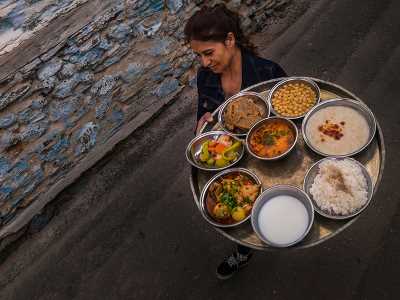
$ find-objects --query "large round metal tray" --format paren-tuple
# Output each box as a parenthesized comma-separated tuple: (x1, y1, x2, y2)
(189, 78, 385, 250)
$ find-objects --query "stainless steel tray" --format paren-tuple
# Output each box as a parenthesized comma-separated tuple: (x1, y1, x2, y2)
(189, 78, 385, 250)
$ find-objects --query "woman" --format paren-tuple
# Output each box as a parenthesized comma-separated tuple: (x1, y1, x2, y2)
(184, 4, 287, 280)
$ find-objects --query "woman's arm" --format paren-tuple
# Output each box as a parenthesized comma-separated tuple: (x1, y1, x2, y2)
(195, 112, 213, 134)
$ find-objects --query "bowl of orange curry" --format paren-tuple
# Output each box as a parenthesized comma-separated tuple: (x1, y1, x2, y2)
(246, 117, 298, 160)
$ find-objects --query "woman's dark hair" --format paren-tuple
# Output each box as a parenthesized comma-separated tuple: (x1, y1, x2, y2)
(184, 3, 255, 53)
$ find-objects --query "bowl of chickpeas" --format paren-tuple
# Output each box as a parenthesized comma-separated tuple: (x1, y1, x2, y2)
(268, 77, 320, 119)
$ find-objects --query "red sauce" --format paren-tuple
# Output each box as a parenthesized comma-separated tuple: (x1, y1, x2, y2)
(318, 120, 345, 141)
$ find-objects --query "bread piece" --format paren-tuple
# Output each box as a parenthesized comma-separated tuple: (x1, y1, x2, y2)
(224, 96, 266, 131)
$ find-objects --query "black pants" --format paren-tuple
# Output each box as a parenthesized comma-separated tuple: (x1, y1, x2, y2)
(237, 244, 251, 255)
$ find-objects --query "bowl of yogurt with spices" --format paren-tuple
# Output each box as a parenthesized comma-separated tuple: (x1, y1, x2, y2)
(302, 99, 376, 157)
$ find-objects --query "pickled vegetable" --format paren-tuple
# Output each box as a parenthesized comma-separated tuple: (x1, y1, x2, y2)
(199, 141, 209, 162)
(206, 158, 215, 166)
(222, 141, 242, 161)
(215, 158, 229, 168)
(197, 135, 241, 168)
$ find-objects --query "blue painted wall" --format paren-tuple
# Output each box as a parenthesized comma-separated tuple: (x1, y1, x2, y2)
(0, 0, 289, 226)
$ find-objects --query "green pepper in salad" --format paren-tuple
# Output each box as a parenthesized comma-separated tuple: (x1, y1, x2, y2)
(199, 141, 209, 162)
(222, 141, 242, 161)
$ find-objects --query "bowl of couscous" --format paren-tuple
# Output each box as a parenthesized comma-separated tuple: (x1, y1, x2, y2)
(267, 77, 320, 119)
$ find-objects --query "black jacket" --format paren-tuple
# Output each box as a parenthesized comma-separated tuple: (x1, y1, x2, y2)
(196, 49, 286, 120)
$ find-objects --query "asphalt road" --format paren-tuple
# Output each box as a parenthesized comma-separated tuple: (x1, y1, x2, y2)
(0, 0, 400, 299)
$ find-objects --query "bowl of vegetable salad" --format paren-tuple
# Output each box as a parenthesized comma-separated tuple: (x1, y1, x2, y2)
(186, 131, 245, 171)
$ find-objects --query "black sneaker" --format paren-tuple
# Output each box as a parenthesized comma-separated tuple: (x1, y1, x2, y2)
(216, 252, 253, 280)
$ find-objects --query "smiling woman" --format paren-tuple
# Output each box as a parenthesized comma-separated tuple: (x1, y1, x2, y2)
(184, 3, 287, 280)
(184, 4, 287, 135)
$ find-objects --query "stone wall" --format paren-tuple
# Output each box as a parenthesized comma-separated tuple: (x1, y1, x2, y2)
(0, 0, 290, 232)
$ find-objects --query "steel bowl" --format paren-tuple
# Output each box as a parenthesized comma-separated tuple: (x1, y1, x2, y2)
(199, 168, 262, 228)
(267, 77, 320, 119)
(251, 185, 314, 247)
(303, 157, 373, 220)
(302, 98, 377, 157)
(246, 117, 298, 161)
(218, 91, 270, 137)
(186, 131, 245, 171)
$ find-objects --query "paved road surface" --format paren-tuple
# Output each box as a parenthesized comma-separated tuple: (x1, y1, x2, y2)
(0, 0, 400, 299)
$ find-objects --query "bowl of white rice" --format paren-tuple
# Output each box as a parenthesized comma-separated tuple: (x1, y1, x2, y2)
(303, 157, 373, 219)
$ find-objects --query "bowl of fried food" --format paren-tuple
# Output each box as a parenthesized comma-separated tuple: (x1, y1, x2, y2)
(268, 77, 320, 119)
(246, 117, 298, 160)
(186, 131, 245, 171)
(200, 168, 262, 228)
(218, 92, 270, 137)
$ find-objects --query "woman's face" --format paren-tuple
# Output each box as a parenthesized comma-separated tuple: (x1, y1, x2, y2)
(190, 35, 236, 74)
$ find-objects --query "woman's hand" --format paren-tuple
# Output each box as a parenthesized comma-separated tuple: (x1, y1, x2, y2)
(196, 112, 213, 135)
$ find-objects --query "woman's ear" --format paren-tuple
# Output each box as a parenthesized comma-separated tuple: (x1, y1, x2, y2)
(225, 32, 236, 48)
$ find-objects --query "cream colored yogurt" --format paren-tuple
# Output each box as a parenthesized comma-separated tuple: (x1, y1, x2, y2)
(258, 195, 309, 246)
(305, 105, 370, 155)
